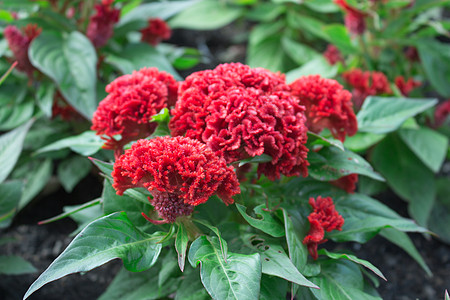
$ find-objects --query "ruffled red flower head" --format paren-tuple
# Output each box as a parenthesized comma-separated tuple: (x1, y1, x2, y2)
(141, 18, 172, 46)
(169, 63, 309, 180)
(290, 75, 357, 142)
(86, 0, 120, 48)
(303, 196, 344, 260)
(323, 44, 344, 65)
(334, 0, 367, 35)
(91, 68, 178, 157)
(112, 137, 240, 223)
(330, 174, 358, 193)
(343, 68, 392, 109)
(394, 76, 421, 97)
(4, 24, 41, 77)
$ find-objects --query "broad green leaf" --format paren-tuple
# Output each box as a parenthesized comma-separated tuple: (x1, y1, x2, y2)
(151, 107, 170, 123)
(357, 97, 437, 134)
(248, 36, 285, 72)
(344, 132, 386, 152)
(307, 131, 345, 151)
(428, 178, 450, 244)
(246, 3, 286, 22)
(286, 57, 338, 83)
(38, 198, 101, 225)
(175, 223, 189, 271)
(318, 249, 386, 281)
(0, 181, 23, 228)
(158, 251, 179, 288)
(417, 39, 450, 97)
(65, 203, 104, 236)
(259, 275, 288, 300)
(0, 255, 37, 275)
(57, 155, 92, 192)
(371, 134, 435, 225)
(308, 146, 385, 181)
(188, 236, 262, 300)
(246, 237, 318, 289)
(398, 127, 448, 173)
(236, 204, 285, 237)
(29, 31, 98, 119)
(380, 228, 431, 276)
(237, 154, 273, 167)
(0, 119, 33, 183)
(24, 212, 163, 299)
(193, 219, 228, 261)
(287, 12, 328, 40)
(303, 0, 339, 13)
(18, 159, 52, 210)
(281, 37, 321, 66)
(169, 0, 244, 30)
(89, 157, 113, 178)
(0, 99, 34, 131)
(175, 268, 210, 300)
(39, 129, 101, 156)
(323, 24, 357, 54)
(446, 290, 450, 300)
(36, 81, 55, 118)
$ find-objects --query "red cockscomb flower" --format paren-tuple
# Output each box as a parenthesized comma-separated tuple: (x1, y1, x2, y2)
(303, 196, 344, 260)
(91, 68, 178, 157)
(323, 44, 344, 65)
(4, 24, 41, 78)
(112, 137, 240, 223)
(169, 63, 309, 181)
(141, 18, 172, 46)
(330, 174, 358, 193)
(334, 0, 367, 35)
(343, 68, 392, 109)
(434, 100, 450, 128)
(394, 76, 421, 97)
(86, 0, 120, 48)
(290, 75, 357, 142)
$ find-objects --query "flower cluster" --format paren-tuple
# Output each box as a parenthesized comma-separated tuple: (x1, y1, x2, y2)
(169, 63, 309, 180)
(112, 137, 240, 223)
(334, 0, 367, 35)
(323, 45, 344, 65)
(343, 68, 392, 109)
(330, 174, 358, 194)
(141, 18, 172, 46)
(86, 0, 120, 48)
(91, 68, 178, 157)
(290, 75, 357, 142)
(303, 196, 344, 260)
(394, 76, 421, 97)
(4, 24, 41, 77)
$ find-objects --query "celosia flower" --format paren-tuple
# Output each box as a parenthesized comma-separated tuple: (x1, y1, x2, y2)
(4, 24, 41, 77)
(141, 18, 172, 46)
(434, 100, 450, 128)
(303, 196, 344, 260)
(169, 63, 309, 180)
(323, 44, 344, 65)
(91, 68, 178, 157)
(343, 68, 392, 109)
(334, 0, 367, 35)
(86, 0, 120, 48)
(394, 76, 421, 97)
(405, 46, 420, 62)
(330, 174, 358, 193)
(112, 137, 240, 223)
(290, 75, 357, 142)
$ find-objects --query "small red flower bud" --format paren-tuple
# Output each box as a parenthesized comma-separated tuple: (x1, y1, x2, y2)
(330, 174, 358, 194)
(86, 0, 120, 48)
(141, 18, 172, 46)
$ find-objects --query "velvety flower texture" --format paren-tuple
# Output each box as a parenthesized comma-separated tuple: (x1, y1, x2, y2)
(290, 75, 357, 142)
(330, 174, 358, 194)
(4, 24, 41, 77)
(323, 45, 344, 65)
(86, 0, 120, 48)
(91, 68, 178, 157)
(141, 18, 172, 46)
(303, 196, 344, 260)
(394, 76, 421, 97)
(334, 0, 367, 35)
(169, 63, 309, 180)
(112, 137, 240, 223)
(343, 68, 392, 109)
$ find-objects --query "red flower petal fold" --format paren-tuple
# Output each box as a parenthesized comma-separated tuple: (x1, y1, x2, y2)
(394, 76, 421, 97)
(112, 137, 240, 223)
(169, 63, 309, 180)
(86, 0, 120, 48)
(91, 68, 178, 157)
(330, 174, 358, 193)
(141, 18, 172, 46)
(434, 100, 450, 128)
(323, 44, 344, 65)
(334, 0, 367, 35)
(303, 196, 344, 260)
(290, 75, 357, 142)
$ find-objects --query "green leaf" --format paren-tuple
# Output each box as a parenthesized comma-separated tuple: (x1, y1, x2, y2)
(357, 97, 438, 134)
(318, 249, 386, 281)
(303, 0, 339, 13)
(286, 57, 338, 83)
(380, 228, 431, 276)
(245, 237, 318, 288)
(307, 131, 345, 151)
(24, 212, 163, 299)
(18, 159, 52, 210)
(57, 155, 92, 192)
(169, 0, 244, 30)
(246, 3, 286, 22)
(344, 132, 386, 152)
(446, 290, 450, 300)
(287, 12, 328, 40)
(0, 255, 37, 275)
(248, 36, 285, 72)
(89, 157, 114, 178)
(281, 37, 321, 66)
(38, 198, 101, 225)
(175, 223, 189, 272)
(0, 119, 33, 183)
(0, 99, 34, 131)
(371, 134, 435, 225)
(36, 131, 104, 156)
(398, 127, 448, 173)
(188, 236, 262, 300)
(175, 268, 210, 300)
(193, 219, 228, 261)
(308, 146, 385, 181)
(29, 31, 98, 119)
(259, 275, 288, 300)
(417, 39, 450, 97)
(237, 154, 273, 167)
(0, 181, 23, 228)
(36, 81, 55, 118)
(428, 178, 450, 244)
(151, 107, 170, 123)
(322, 24, 357, 54)
(236, 204, 285, 237)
